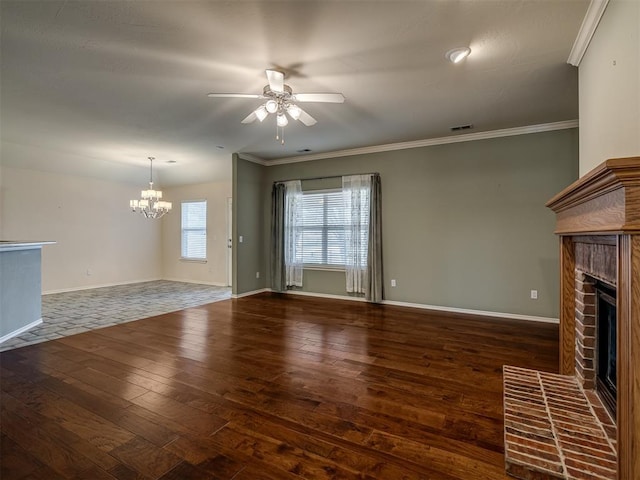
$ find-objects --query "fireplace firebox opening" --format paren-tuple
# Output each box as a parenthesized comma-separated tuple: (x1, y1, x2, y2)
(596, 280, 617, 419)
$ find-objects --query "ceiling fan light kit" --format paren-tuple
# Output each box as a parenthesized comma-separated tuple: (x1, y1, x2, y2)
(276, 113, 288, 127)
(255, 105, 268, 122)
(208, 69, 345, 145)
(265, 99, 278, 114)
(446, 47, 471, 63)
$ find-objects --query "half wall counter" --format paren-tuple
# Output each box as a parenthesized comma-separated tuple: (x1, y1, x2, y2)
(0, 241, 55, 343)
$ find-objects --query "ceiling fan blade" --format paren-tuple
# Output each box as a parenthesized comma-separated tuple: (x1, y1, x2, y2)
(266, 70, 285, 93)
(207, 93, 262, 99)
(297, 108, 317, 126)
(241, 111, 258, 124)
(294, 93, 345, 103)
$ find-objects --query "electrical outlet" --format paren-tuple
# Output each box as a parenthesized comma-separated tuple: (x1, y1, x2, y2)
(391, 279, 397, 287)
(256, 271, 260, 279)
(239, 235, 243, 243)
(530, 289, 538, 300)
(86, 269, 92, 276)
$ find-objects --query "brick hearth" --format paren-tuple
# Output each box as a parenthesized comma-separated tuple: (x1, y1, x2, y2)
(503, 365, 617, 480)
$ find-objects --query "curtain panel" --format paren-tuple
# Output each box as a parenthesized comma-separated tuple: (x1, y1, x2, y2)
(366, 173, 383, 302)
(271, 180, 303, 290)
(342, 174, 371, 296)
(284, 180, 303, 287)
(270, 183, 286, 292)
(342, 173, 383, 302)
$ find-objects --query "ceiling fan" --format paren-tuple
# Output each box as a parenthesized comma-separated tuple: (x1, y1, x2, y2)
(207, 69, 345, 144)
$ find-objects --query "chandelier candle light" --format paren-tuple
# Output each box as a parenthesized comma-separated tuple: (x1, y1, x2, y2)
(129, 157, 172, 219)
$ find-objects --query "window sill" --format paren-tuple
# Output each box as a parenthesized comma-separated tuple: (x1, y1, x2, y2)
(179, 258, 207, 264)
(303, 265, 345, 273)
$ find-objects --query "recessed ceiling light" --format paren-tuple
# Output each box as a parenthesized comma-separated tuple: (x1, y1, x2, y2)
(446, 47, 471, 64)
(216, 145, 225, 149)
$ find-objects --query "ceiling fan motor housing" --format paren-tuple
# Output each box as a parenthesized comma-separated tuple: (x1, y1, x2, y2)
(263, 84, 293, 114)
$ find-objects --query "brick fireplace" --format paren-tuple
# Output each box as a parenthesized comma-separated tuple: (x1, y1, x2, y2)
(545, 158, 640, 479)
(503, 158, 640, 480)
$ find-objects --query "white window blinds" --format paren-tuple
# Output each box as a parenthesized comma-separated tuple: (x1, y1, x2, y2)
(181, 201, 207, 260)
(296, 189, 369, 267)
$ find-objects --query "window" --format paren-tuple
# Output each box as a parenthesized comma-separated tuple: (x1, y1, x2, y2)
(296, 189, 369, 267)
(181, 201, 207, 260)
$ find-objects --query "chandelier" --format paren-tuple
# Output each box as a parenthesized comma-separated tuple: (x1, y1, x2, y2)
(129, 157, 172, 219)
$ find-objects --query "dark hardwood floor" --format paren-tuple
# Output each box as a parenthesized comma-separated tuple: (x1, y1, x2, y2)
(0, 293, 559, 479)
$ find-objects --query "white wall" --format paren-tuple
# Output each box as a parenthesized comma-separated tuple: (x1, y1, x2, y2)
(0, 166, 162, 292)
(161, 181, 232, 286)
(579, 0, 640, 174)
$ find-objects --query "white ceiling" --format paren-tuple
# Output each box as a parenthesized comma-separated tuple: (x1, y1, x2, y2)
(0, 0, 589, 187)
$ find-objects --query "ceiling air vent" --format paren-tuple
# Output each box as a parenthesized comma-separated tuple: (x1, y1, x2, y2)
(450, 124, 474, 132)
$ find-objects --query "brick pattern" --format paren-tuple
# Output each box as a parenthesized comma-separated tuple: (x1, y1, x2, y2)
(503, 366, 617, 480)
(574, 271, 596, 390)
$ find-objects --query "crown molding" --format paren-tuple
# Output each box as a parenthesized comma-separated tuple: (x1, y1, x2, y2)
(567, 0, 610, 66)
(265, 120, 579, 166)
(237, 153, 268, 166)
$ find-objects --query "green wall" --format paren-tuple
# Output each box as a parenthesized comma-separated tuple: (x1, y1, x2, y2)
(235, 129, 578, 318)
(232, 154, 266, 295)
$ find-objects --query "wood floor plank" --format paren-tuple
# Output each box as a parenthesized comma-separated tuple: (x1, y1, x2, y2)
(0, 293, 558, 479)
(165, 432, 298, 480)
(220, 410, 460, 480)
(128, 390, 228, 436)
(108, 436, 182, 479)
(2, 371, 137, 453)
(35, 373, 180, 448)
(1, 393, 99, 477)
(1, 433, 45, 479)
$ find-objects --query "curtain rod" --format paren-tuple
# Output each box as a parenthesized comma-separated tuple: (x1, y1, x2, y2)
(273, 172, 379, 184)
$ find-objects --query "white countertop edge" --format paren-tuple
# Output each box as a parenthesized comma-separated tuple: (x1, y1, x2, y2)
(0, 241, 56, 252)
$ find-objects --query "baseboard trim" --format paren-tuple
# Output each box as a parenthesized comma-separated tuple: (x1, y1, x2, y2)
(42, 277, 230, 295)
(381, 300, 559, 324)
(43, 278, 163, 295)
(232, 288, 271, 299)
(0, 318, 43, 344)
(281, 289, 368, 302)
(242, 289, 559, 324)
(162, 278, 229, 288)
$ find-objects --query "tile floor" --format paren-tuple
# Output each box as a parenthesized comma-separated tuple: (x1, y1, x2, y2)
(0, 280, 231, 352)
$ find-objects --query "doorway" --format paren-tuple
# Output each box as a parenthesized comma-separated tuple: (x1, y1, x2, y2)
(227, 197, 232, 287)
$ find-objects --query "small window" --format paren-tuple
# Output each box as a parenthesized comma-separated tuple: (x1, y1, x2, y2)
(181, 201, 207, 260)
(296, 189, 369, 268)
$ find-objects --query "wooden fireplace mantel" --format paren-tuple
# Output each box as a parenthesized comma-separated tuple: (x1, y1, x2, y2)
(546, 156, 640, 235)
(547, 156, 640, 480)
